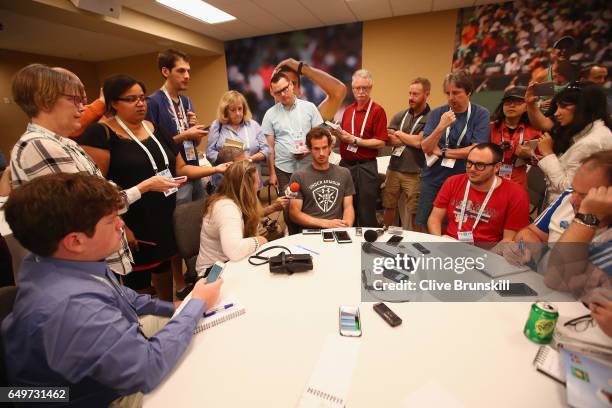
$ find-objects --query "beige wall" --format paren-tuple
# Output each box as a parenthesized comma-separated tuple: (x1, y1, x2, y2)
(0, 49, 99, 159)
(363, 9, 457, 118)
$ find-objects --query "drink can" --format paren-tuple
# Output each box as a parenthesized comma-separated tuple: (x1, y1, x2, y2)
(523, 302, 558, 344)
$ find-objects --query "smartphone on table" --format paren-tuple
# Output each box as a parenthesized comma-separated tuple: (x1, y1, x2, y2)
(334, 230, 352, 244)
(496, 282, 538, 297)
(386, 235, 403, 246)
(322, 230, 335, 242)
(339, 305, 362, 337)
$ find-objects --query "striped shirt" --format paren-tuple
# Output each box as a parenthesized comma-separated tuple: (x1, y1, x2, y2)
(10, 123, 136, 275)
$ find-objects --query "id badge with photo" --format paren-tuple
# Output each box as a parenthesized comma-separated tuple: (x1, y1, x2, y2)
(158, 168, 178, 197)
(441, 158, 456, 168)
(293, 139, 308, 154)
(347, 143, 358, 153)
(457, 230, 474, 243)
(499, 164, 513, 179)
(392, 146, 405, 157)
(183, 140, 197, 162)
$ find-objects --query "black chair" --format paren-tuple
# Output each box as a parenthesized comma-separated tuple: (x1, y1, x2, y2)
(527, 166, 548, 220)
(0, 286, 17, 387)
(173, 198, 207, 283)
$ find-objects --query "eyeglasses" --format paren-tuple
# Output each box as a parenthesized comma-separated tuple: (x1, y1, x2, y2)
(272, 84, 291, 97)
(63, 94, 87, 107)
(564, 313, 595, 332)
(352, 86, 371, 93)
(117, 95, 146, 104)
(466, 160, 499, 171)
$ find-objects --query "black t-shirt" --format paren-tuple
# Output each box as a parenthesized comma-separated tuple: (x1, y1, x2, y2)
(80, 123, 180, 266)
(388, 105, 430, 173)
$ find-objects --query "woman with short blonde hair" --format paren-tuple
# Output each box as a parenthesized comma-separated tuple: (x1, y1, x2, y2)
(196, 160, 268, 274)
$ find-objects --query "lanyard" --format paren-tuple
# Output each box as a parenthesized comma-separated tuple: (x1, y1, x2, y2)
(502, 124, 524, 163)
(281, 100, 303, 140)
(351, 99, 373, 137)
(399, 111, 424, 135)
(161, 87, 189, 134)
(115, 116, 169, 173)
(445, 102, 471, 148)
(458, 176, 498, 231)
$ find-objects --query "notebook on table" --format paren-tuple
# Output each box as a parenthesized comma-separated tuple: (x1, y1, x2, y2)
(533, 345, 566, 384)
(560, 347, 612, 408)
(173, 293, 246, 335)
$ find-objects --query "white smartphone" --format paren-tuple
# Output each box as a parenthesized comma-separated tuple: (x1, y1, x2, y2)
(302, 229, 322, 235)
(206, 261, 225, 283)
(172, 176, 188, 183)
(339, 305, 362, 337)
(333, 230, 352, 244)
(324, 120, 341, 131)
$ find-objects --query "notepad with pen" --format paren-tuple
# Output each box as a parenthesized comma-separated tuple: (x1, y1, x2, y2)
(173, 293, 246, 335)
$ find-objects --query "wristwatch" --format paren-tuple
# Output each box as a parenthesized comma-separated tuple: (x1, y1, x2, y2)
(353, 136, 359, 145)
(441, 148, 447, 159)
(574, 213, 600, 228)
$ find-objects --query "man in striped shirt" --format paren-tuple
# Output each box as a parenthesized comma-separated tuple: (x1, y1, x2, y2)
(501, 151, 611, 299)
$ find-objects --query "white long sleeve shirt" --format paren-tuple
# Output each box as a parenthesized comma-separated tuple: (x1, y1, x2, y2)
(539, 120, 612, 205)
(196, 198, 257, 273)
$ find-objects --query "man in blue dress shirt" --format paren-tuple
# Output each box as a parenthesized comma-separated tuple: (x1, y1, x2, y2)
(1, 173, 222, 407)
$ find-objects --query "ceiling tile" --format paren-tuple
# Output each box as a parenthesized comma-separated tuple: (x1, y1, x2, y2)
(298, 0, 358, 26)
(345, 0, 393, 21)
(432, 0, 474, 12)
(389, 0, 433, 16)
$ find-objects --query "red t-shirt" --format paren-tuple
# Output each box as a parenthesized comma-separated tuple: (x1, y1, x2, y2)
(489, 122, 540, 189)
(433, 174, 530, 243)
(340, 99, 388, 160)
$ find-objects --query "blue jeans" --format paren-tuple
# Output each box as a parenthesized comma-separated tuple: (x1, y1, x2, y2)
(415, 179, 442, 228)
(176, 179, 205, 206)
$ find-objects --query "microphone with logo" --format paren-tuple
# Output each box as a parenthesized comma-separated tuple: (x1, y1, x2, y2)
(283, 182, 300, 199)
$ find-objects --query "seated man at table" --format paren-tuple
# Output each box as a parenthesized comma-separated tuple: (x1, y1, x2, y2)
(1, 173, 222, 407)
(289, 126, 355, 229)
(428, 143, 529, 243)
(501, 151, 612, 298)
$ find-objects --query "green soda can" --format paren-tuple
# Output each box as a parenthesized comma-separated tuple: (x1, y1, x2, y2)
(523, 302, 559, 344)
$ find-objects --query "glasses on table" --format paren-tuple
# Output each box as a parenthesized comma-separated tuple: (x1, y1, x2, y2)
(466, 160, 499, 171)
(62, 94, 87, 107)
(117, 95, 147, 104)
(563, 313, 595, 332)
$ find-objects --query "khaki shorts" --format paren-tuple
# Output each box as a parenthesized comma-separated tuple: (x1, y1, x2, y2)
(382, 170, 420, 213)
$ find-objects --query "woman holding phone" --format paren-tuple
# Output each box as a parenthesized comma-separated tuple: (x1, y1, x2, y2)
(489, 86, 541, 190)
(525, 82, 612, 204)
(80, 74, 230, 300)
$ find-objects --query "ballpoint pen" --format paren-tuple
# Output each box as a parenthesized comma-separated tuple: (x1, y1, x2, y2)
(204, 303, 234, 318)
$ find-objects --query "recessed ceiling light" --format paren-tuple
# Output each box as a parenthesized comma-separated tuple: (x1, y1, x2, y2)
(155, 0, 236, 24)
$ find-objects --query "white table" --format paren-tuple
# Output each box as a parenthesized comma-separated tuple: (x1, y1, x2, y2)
(144, 230, 585, 407)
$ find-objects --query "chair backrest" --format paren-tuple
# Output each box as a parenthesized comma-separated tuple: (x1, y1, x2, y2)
(173, 198, 207, 278)
(527, 165, 548, 219)
(0, 286, 17, 387)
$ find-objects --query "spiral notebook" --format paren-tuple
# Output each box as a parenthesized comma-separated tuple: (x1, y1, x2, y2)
(173, 293, 246, 335)
(533, 345, 566, 384)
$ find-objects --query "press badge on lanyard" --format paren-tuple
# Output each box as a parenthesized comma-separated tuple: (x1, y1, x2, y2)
(282, 105, 308, 154)
(442, 104, 471, 169)
(499, 127, 523, 180)
(162, 88, 197, 162)
(392, 112, 423, 157)
(115, 116, 178, 197)
(457, 176, 497, 244)
(349, 99, 373, 153)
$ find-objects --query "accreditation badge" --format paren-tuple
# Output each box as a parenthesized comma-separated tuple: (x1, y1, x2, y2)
(457, 230, 474, 243)
(499, 164, 513, 180)
(158, 168, 178, 197)
(183, 140, 197, 162)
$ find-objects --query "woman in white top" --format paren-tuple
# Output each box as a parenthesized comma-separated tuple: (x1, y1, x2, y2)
(527, 83, 612, 204)
(196, 160, 268, 274)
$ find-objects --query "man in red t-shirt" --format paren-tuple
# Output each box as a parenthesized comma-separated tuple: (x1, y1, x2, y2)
(330, 69, 388, 227)
(428, 143, 529, 243)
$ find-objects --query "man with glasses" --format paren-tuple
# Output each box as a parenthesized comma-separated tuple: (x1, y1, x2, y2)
(428, 143, 529, 243)
(417, 71, 490, 231)
(501, 151, 612, 299)
(146, 49, 208, 205)
(331, 69, 388, 227)
(262, 72, 323, 192)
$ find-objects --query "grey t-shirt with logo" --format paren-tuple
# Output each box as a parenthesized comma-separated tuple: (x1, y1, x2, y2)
(290, 164, 356, 220)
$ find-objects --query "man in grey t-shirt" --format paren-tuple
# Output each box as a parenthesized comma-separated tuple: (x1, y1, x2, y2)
(289, 127, 355, 229)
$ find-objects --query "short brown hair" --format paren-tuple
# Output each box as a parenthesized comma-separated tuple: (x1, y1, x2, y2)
(582, 150, 612, 184)
(270, 72, 290, 87)
(157, 49, 190, 73)
(443, 70, 474, 95)
(3, 173, 123, 256)
(218, 146, 247, 164)
(306, 126, 333, 149)
(12, 63, 85, 118)
(216, 90, 253, 124)
(411, 77, 431, 93)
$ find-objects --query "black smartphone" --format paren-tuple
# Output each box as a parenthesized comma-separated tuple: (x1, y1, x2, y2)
(373, 303, 402, 327)
(382, 268, 409, 283)
(496, 282, 538, 297)
(412, 243, 431, 254)
(322, 231, 334, 242)
(386, 235, 403, 246)
(533, 81, 555, 97)
(334, 230, 352, 244)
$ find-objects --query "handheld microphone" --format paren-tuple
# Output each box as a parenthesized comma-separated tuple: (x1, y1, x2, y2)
(362, 242, 395, 258)
(364, 228, 384, 243)
(283, 182, 300, 198)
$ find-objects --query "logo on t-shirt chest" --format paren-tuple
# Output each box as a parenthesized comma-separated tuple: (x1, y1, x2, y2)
(312, 185, 339, 213)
